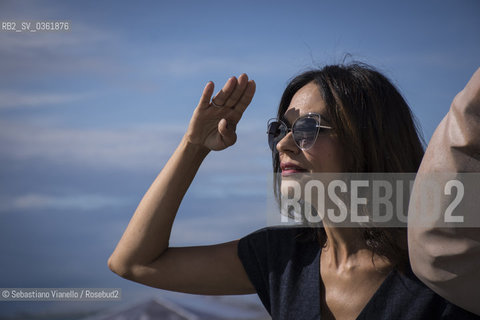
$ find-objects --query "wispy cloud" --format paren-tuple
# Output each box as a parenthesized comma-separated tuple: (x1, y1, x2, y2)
(154, 55, 286, 77)
(0, 20, 122, 83)
(0, 91, 90, 109)
(141, 50, 308, 79)
(0, 193, 132, 212)
(189, 173, 267, 199)
(170, 200, 267, 245)
(0, 119, 270, 171)
(0, 120, 184, 169)
(0, 25, 114, 50)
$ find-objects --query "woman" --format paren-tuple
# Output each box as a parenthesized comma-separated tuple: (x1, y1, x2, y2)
(108, 63, 478, 319)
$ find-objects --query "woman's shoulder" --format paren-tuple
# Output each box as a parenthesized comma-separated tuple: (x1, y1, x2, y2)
(238, 226, 320, 273)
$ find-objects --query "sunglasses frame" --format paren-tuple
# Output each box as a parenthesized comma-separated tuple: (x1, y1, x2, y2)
(267, 112, 333, 151)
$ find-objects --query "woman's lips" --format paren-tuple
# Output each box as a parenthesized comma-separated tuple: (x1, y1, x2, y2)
(280, 162, 308, 177)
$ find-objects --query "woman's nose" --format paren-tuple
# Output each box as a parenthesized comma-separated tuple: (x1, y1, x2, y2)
(276, 132, 299, 154)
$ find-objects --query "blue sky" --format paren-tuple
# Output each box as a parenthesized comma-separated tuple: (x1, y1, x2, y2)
(0, 0, 479, 317)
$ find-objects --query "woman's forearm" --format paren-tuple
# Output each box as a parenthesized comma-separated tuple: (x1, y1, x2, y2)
(108, 136, 209, 275)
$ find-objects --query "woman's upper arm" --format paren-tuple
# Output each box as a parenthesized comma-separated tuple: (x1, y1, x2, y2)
(121, 240, 257, 295)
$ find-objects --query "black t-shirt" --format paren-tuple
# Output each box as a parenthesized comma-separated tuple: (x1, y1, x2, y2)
(237, 226, 479, 320)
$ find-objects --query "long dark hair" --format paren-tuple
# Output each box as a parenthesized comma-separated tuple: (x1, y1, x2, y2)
(273, 63, 425, 270)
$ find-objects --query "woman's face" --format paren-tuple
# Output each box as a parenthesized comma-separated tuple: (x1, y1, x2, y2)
(276, 82, 345, 175)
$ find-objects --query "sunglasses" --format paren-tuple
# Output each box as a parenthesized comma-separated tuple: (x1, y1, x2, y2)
(267, 113, 333, 151)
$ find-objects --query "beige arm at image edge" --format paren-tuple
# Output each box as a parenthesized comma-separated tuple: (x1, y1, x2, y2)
(408, 67, 480, 315)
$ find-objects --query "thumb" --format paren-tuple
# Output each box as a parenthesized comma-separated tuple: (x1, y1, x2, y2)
(218, 118, 237, 146)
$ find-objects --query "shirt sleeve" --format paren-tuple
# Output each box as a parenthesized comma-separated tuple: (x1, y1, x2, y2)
(237, 227, 272, 313)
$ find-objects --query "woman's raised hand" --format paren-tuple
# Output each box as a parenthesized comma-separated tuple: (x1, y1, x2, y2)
(185, 73, 256, 151)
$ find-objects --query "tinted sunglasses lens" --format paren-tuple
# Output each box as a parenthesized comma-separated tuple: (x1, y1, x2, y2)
(267, 121, 286, 151)
(293, 117, 318, 149)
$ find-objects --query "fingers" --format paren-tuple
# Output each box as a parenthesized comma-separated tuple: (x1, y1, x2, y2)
(211, 77, 237, 107)
(203, 75, 255, 123)
(223, 73, 249, 108)
(223, 79, 256, 124)
(235, 80, 256, 114)
(211, 74, 253, 108)
(198, 81, 215, 109)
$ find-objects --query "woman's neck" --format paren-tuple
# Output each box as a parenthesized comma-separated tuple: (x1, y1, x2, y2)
(323, 226, 363, 262)
(321, 225, 391, 271)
